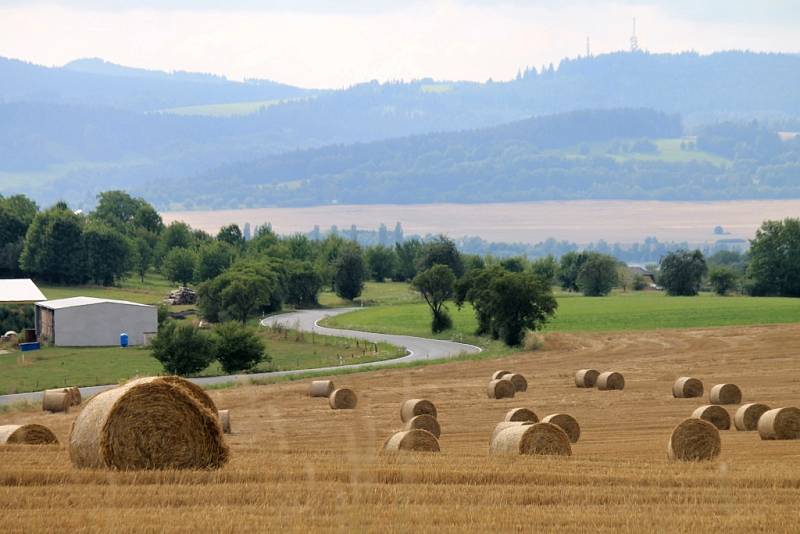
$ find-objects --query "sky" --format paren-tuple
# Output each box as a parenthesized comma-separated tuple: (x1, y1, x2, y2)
(0, 1, 797, 88)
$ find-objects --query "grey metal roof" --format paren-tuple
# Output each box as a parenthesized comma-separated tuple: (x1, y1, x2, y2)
(36, 296, 153, 310)
(0, 279, 47, 303)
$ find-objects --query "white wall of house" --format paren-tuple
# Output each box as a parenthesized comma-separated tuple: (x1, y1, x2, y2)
(51, 303, 157, 347)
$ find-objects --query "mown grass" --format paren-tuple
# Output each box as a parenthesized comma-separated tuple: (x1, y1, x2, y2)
(318, 281, 422, 308)
(37, 272, 173, 305)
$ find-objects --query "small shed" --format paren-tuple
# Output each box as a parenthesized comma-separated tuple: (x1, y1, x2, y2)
(0, 279, 46, 304)
(35, 297, 157, 347)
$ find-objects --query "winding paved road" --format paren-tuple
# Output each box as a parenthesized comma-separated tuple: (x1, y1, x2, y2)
(0, 308, 480, 406)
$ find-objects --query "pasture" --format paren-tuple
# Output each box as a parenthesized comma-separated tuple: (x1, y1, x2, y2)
(2, 324, 799, 531)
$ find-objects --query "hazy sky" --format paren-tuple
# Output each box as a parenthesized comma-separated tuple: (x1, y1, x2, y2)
(0, 1, 797, 88)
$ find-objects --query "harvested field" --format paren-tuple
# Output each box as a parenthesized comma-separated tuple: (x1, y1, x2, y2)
(2, 324, 800, 532)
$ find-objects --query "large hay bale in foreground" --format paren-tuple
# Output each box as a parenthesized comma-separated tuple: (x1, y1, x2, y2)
(403, 414, 441, 438)
(490, 422, 571, 456)
(329, 388, 358, 410)
(575, 369, 600, 388)
(541, 413, 581, 443)
(487, 379, 516, 399)
(308, 380, 335, 398)
(734, 403, 771, 431)
(758, 407, 800, 440)
(709, 383, 742, 405)
(218, 410, 231, 434)
(42, 389, 70, 413)
(506, 373, 528, 392)
(383, 429, 440, 452)
(672, 377, 704, 398)
(69, 376, 229, 470)
(667, 418, 721, 461)
(596, 371, 625, 391)
(160, 376, 216, 412)
(691, 405, 731, 430)
(0, 424, 59, 445)
(504, 407, 538, 423)
(491, 370, 511, 380)
(400, 399, 437, 422)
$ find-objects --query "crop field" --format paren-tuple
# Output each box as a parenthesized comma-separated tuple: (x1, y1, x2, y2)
(1, 324, 799, 531)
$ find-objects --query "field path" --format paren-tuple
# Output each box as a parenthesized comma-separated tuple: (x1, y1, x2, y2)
(0, 308, 479, 406)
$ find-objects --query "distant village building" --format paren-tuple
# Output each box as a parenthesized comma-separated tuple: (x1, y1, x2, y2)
(627, 266, 657, 289)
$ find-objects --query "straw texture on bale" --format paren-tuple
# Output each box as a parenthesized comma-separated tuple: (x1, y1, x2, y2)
(68, 376, 229, 470)
(383, 429, 440, 452)
(505, 373, 528, 392)
(490, 422, 572, 456)
(504, 407, 538, 423)
(400, 399, 437, 422)
(691, 405, 731, 430)
(490, 421, 534, 444)
(709, 383, 742, 405)
(672, 377, 704, 398)
(65, 387, 82, 406)
(487, 378, 516, 399)
(541, 413, 581, 443)
(491, 370, 511, 380)
(575, 369, 600, 388)
(308, 380, 335, 398)
(596, 371, 625, 390)
(329, 388, 358, 409)
(218, 410, 231, 434)
(0, 424, 59, 445)
(403, 414, 441, 438)
(734, 403, 771, 431)
(42, 389, 69, 413)
(667, 418, 721, 461)
(757, 407, 800, 440)
(159, 376, 217, 412)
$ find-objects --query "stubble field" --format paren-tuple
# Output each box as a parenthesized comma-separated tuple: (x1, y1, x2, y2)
(2, 324, 800, 532)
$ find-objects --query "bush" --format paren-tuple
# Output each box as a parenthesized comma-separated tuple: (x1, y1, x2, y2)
(150, 321, 215, 375)
(334, 247, 366, 301)
(658, 250, 707, 296)
(212, 322, 269, 374)
(708, 266, 739, 295)
(576, 253, 618, 296)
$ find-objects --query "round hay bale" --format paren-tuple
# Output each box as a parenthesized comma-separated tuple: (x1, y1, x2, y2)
(672, 377, 704, 398)
(487, 379, 516, 399)
(490, 422, 571, 456)
(491, 370, 511, 380)
(667, 418, 721, 461)
(329, 388, 357, 410)
(308, 380, 335, 398)
(491, 421, 535, 444)
(218, 410, 231, 434)
(734, 403, 771, 431)
(68, 376, 229, 470)
(691, 405, 731, 430)
(159, 376, 216, 412)
(541, 413, 581, 443)
(709, 383, 742, 405)
(0, 424, 59, 445)
(42, 389, 70, 413)
(505, 373, 528, 392)
(66, 387, 82, 407)
(383, 429, 440, 452)
(757, 407, 800, 440)
(596, 371, 624, 391)
(575, 369, 600, 388)
(403, 414, 441, 438)
(504, 407, 538, 423)
(400, 399, 437, 422)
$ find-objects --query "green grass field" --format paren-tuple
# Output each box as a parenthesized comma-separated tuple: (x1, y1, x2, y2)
(38, 273, 173, 305)
(318, 281, 423, 308)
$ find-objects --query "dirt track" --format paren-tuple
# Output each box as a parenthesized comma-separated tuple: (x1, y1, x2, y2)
(2, 325, 800, 532)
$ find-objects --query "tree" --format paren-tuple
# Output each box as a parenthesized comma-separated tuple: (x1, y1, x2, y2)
(212, 322, 268, 374)
(365, 245, 396, 282)
(157, 221, 194, 261)
(455, 265, 504, 336)
(0, 204, 27, 245)
(748, 218, 800, 296)
(500, 256, 526, 273)
(194, 241, 234, 282)
(221, 274, 272, 324)
(576, 253, 618, 296)
(83, 221, 133, 285)
(558, 251, 590, 291)
(333, 247, 365, 300)
(133, 235, 154, 283)
(412, 265, 456, 333)
(285, 261, 323, 307)
(151, 321, 215, 375)
(198, 261, 279, 323)
(20, 205, 86, 284)
(530, 256, 558, 286)
(488, 271, 558, 346)
(393, 239, 422, 281)
(217, 224, 244, 248)
(709, 266, 739, 295)
(162, 248, 196, 287)
(658, 250, 707, 296)
(417, 236, 464, 277)
(93, 190, 141, 230)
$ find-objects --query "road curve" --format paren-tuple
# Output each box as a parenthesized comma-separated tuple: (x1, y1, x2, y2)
(0, 308, 480, 406)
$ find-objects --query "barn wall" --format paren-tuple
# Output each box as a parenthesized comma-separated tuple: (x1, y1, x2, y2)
(53, 303, 157, 347)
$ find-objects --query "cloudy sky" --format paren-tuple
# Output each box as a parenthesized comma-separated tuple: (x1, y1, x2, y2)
(0, 1, 797, 88)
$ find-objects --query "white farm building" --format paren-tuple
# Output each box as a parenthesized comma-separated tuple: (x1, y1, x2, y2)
(35, 297, 157, 347)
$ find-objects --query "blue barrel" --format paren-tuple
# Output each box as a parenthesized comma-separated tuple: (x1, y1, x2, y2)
(120, 333, 129, 348)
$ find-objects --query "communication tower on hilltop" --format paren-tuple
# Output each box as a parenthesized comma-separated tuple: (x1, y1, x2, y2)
(586, 36, 591, 58)
(630, 17, 640, 52)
